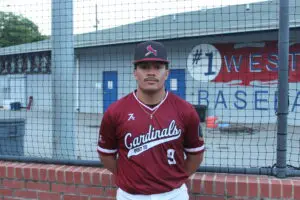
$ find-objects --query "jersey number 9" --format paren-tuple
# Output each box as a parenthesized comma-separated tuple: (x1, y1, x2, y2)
(167, 149, 176, 165)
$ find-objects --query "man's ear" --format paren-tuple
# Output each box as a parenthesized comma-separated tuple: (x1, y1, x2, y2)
(165, 69, 169, 80)
(133, 69, 138, 80)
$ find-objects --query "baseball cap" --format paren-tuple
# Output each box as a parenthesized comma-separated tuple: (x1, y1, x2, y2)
(133, 40, 169, 64)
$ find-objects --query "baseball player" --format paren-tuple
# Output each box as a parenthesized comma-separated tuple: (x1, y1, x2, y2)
(97, 40, 205, 200)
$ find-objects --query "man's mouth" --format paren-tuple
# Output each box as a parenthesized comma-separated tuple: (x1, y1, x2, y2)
(144, 78, 158, 82)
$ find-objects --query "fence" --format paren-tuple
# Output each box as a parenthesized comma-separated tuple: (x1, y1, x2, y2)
(0, 0, 299, 177)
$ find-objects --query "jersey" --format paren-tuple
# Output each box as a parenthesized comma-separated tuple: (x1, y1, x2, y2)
(97, 91, 205, 195)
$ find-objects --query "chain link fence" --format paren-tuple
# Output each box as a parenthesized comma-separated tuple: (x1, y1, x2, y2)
(0, 0, 299, 176)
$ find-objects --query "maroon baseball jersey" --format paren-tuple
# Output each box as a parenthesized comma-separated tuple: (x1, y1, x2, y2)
(97, 91, 205, 195)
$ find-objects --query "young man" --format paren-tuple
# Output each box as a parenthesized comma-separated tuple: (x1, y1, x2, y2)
(97, 40, 205, 200)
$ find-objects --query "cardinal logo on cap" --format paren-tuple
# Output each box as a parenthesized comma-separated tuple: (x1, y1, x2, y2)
(145, 45, 157, 57)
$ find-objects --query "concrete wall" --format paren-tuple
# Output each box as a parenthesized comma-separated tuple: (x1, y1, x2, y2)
(76, 43, 137, 114)
(1, 161, 300, 200)
(26, 75, 52, 111)
(0, 74, 52, 111)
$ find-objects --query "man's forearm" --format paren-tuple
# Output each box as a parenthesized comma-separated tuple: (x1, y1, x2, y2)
(184, 153, 204, 176)
(99, 154, 117, 174)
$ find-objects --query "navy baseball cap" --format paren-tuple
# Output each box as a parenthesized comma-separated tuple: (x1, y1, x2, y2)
(133, 41, 169, 64)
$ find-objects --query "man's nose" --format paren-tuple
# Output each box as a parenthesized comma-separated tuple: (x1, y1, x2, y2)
(146, 65, 157, 72)
(146, 68, 157, 76)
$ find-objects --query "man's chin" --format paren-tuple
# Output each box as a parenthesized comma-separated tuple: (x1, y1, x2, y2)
(141, 87, 160, 94)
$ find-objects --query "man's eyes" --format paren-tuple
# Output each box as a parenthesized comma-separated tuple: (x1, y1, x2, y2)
(139, 64, 163, 69)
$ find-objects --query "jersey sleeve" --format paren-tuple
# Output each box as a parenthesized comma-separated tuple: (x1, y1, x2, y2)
(97, 109, 118, 156)
(183, 104, 205, 154)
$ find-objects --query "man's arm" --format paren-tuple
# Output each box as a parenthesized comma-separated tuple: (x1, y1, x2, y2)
(184, 152, 204, 176)
(99, 154, 117, 174)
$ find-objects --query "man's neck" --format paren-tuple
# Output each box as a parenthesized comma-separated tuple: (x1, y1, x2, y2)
(136, 89, 166, 105)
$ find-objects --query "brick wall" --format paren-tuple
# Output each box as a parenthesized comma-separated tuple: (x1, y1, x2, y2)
(0, 161, 300, 200)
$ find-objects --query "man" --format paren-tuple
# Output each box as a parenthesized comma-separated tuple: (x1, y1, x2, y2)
(97, 40, 205, 200)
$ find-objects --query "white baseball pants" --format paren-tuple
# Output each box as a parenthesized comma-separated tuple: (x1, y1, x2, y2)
(116, 184, 189, 200)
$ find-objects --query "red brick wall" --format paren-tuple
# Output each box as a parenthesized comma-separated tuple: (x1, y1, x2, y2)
(1, 161, 299, 200)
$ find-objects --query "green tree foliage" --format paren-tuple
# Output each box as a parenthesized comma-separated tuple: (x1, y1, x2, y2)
(0, 11, 48, 47)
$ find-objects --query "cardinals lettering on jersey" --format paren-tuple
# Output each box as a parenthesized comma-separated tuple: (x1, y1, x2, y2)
(125, 120, 181, 157)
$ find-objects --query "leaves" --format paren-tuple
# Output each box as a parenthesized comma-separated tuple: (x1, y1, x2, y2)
(0, 11, 48, 47)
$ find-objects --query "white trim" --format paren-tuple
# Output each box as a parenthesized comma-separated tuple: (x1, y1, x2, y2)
(97, 146, 117, 154)
(133, 91, 169, 111)
(184, 145, 205, 153)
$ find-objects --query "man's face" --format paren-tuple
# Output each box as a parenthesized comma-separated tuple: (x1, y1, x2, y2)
(134, 61, 169, 94)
